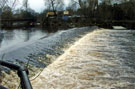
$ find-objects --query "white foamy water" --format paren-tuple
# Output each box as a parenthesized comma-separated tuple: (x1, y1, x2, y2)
(32, 29, 135, 89)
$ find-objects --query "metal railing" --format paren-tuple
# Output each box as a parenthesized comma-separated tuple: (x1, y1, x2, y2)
(0, 60, 33, 89)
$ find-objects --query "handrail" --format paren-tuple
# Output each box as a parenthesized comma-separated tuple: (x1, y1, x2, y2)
(0, 60, 33, 89)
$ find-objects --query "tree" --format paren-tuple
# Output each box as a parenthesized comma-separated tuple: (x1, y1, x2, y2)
(0, 0, 18, 19)
(101, 0, 111, 5)
(0, 0, 7, 9)
(1, 6, 13, 19)
(120, 0, 135, 20)
(71, 0, 98, 14)
(44, 0, 64, 11)
(23, 0, 28, 11)
(0, 0, 19, 11)
(7, 0, 19, 10)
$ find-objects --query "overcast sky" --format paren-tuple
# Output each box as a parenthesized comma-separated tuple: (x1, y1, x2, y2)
(20, 0, 70, 12)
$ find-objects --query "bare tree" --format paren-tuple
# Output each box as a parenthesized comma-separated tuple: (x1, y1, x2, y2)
(7, 0, 19, 10)
(0, 0, 8, 9)
(89, 0, 98, 10)
(71, 0, 98, 11)
(23, 0, 28, 11)
(70, 0, 85, 9)
(0, 0, 19, 10)
(44, 0, 64, 11)
(70, 0, 98, 17)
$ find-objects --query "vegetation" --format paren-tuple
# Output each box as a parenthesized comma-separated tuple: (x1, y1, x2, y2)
(69, 0, 135, 28)
(0, 0, 135, 29)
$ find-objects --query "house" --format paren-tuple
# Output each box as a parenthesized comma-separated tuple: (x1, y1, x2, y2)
(62, 11, 70, 21)
(46, 11, 58, 18)
(63, 11, 70, 16)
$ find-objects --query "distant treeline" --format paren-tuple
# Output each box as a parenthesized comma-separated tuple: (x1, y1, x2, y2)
(68, 0, 135, 28)
(0, 0, 135, 29)
(95, 1, 135, 21)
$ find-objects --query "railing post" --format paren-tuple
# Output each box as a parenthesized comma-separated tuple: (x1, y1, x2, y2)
(0, 60, 33, 89)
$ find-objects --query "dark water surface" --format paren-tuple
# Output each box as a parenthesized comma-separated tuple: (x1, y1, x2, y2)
(0, 28, 48, 50)
(0, 27, 96, 67)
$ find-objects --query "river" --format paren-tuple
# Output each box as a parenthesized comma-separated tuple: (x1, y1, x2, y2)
(0, 27, 97, 89)
(31, 28, 135, 89)
(0, 27, 96, 67)
(0, 27, 135, 89)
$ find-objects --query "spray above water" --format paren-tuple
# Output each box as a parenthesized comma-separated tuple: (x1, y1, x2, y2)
(32, 29, 135, 89)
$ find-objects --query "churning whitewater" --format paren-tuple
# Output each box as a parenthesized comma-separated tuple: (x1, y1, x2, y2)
(32, 29, 135, 89)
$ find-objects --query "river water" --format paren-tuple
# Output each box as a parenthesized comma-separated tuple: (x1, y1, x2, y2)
(0, 27, 97, 89)
(0, 28, 48, 51)
(32, 28, 135, 89)
(0, 27, 96, 67)
(1, 27, 135, 89)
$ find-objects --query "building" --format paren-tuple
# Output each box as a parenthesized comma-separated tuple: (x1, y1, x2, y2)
(63, 11, 70, 16)
(46, 11, 58, 18)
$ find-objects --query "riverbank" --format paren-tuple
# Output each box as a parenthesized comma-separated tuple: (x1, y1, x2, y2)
(32, 28, 135, 89)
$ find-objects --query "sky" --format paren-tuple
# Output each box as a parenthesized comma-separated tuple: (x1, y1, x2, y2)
(28, 0, 45, 12)
(19, 0, 70, 12)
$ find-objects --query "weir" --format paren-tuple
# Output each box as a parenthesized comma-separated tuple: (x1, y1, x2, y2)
(32, 28, 135, 89)
(0, 27, 97, 89)
(0, 27, 96, 67)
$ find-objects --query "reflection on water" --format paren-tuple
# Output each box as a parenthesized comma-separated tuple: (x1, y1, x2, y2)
(0, 28, 48, 51)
